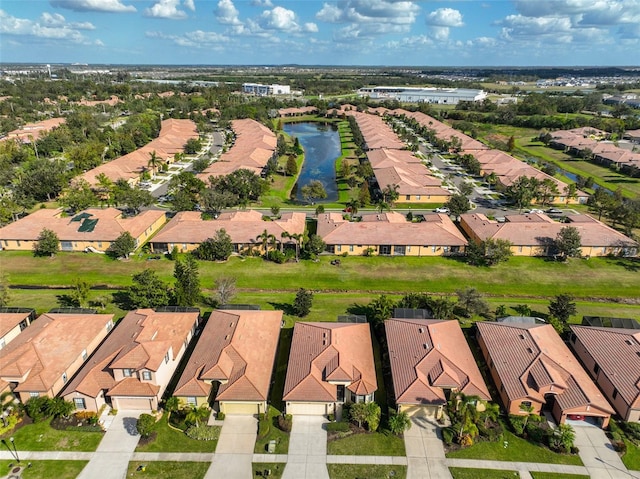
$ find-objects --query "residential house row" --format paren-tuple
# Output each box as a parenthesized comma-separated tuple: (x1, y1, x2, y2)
(0, 206, 636, 258)
(2, 307, 638, 427)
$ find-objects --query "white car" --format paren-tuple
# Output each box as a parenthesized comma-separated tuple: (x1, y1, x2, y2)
(435, 207, 450, 214)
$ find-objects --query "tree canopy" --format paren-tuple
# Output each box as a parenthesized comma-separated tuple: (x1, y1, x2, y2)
(33, 228, 60, 257)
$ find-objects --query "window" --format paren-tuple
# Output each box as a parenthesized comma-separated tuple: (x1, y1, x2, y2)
(349, 245, 354, 252)
(416, 195, 421, 200)
(142, 371, 152, 381)
(62, 372, 68, 384)
(521, 401, 532, 408)
(405, 195, 410, 201)
(613, 389, 618, 400)
(82, 349, 88, 360)
(123, 368, 133, 377)
(164, 352, 170, 364)
(500, 384, 505, 393)
(30, 392, 39, 398)
(16, 240, 20, 247)
(187, 397, 197, 406)
(0, 339, 5, 350)
(593, 364, 600, 374)
(337, 245, 342, 252)
(106, 321, 113, 331)
(74, 398, 86, 409)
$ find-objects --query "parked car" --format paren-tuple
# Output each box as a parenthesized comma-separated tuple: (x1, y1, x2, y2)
(547, 208, 563, 214)
(567, 414, 585, 421)
(435, 207, 450, 214)
(526, 209, 544, 214)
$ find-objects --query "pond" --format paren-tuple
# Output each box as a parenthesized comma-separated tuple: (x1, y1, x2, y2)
(284, 122, 340, 202)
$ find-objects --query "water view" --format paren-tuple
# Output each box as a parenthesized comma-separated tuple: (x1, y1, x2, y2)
(284, 122, 341, 202)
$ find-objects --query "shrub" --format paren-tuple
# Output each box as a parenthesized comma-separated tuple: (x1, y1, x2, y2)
(0, 414, 19, 436)
(185, 424, 220, 441)
(266, 250, 286, 264)
(442, 427, 455, 446)
(75, 411, 98, 421)
(525, 422, 547, 444)
(137, 414, 156, 438)
(326, 422, 350, 433)
(216, 412, 225, 421)
(23, 396, 52, 422)
(277, 414, 292, 432)
(327, 414, 335, 422)
(621, 421, 640, 443)
(477, 422, 503, 442)
(508, 414, 526, 436)
(65, 425, 103, 433)
(612, 439, 627, 453)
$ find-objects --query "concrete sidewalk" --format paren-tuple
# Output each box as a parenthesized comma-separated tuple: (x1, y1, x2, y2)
(77, 410, 146, 479)
(573, 424, 640, 479)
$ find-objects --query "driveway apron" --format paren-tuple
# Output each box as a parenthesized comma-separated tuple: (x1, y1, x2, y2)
(77, 410, 147, 479)
(282, 415, 330, 479)
(572, 423, 640, 479)
(404, 416, 453, 479)
(206, 415, 258, 479)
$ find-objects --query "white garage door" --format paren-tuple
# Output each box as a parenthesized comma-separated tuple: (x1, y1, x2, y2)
(114, 397, 153, 410)
(400, 404, 439, 418)
(221, 402, 260, 415)
(287, 402, 327, 415)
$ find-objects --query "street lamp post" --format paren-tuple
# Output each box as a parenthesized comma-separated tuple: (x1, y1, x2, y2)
(1, 437, 20, 463)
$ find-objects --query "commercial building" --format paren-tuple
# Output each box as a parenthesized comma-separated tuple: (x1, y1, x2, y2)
(357, 86, 487, 105)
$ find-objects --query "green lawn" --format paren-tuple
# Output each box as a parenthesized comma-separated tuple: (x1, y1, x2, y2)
(3, 418, 103, 451)
(134, 414, 219, 453)
(446, 430, 583, 466)
(254, 406, 290, 455)
(622, 439, 640, 471)
(327, 431, 406, 456)
(0, 460, 88, 479)
(127, 461, 209, 479)
(4, 253, 640, 301)
(252, 462, 285, 479)
(327, 464, 407, 479)
(530, 473, 589, 479)
(449, 468, 519, 479)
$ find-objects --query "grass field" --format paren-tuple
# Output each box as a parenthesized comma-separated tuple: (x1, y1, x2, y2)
(327, 464, 407, 479)
(449, 468, 519, 479)
(127, 461, 209, 479)
(134, 414, 219, 453)
(5, 418, 104, 452)
(327, 431, 406, 456)
(252, 462, 285, 479)
(446, 429, 583, 466)
(0, 460, 88, 479)
(4, 253, 639, 301)
(530, 473, 589, 479)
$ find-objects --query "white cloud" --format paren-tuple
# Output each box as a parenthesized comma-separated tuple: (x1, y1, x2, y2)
(146, 29, 229, 48)
(426, 8, 463, 27)
(251, 0, 273, 6)
(144, 0, 188, 19)
(183, 0, 195, 12)
(1, 9, 96, 43)
(303, 22, 319, 33)
(316, 0, 419, 25)
(215, 0, 242, 25)
(50, 0, 136, 13)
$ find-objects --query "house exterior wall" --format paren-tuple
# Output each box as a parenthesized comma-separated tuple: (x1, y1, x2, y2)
(570, 336, 635, 422)
(329, 243, 463, 257)
(0, 326, 22, 349)
(400, 194, 450, 204)
(176, 395, 210, 408)
(62, 390, 106, 413)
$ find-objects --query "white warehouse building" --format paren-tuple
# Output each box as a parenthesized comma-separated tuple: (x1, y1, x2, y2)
(242, 83, 291, 96)
(357, 86, 487, 105)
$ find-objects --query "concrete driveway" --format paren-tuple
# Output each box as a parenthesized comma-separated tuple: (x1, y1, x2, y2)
(282, 415, 329, 479)
(77, 410, 147, 479)
(206, 415, 257, 479)
(572, 423, 640, 479)
(404, 416, 452, 479)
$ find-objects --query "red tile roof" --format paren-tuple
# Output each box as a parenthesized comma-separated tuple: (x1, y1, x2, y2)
(174, 310, 282, 401)
(0, 313, 113, 394)
(570, 325, 640, 409)
(385, 319, 490, 406)
(476, 322, 614, 415)
(0, 312, 30, 340)
(283, 322, 377, 402)
(61, 309, 198, 399)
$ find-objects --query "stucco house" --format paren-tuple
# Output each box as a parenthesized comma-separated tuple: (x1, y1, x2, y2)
(150, 210, 306, 255)
(173, 309, 282, 415)
(283, 321, 377, 417)
(0, 312, 114, 403)
(476, 321, 614, 428)
(0, 207, 166, 253)
(569, 325, 640, 422)
(460, 212, 637, 257)
(0, 309, 34, 351)
(61, 309, 199, 411)
(317, 211, 467, 256)
(386, 318, 491, 419)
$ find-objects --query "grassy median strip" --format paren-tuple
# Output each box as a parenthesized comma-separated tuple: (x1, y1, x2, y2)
(6, 418, 103, 452)
(0, 460, 88, 479)
(327, 464, 407, 479)
(449, 468, 519, 479)
(127, 461, 209, 479)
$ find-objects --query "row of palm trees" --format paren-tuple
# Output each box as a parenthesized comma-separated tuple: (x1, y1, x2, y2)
(255, 229, 304, 261)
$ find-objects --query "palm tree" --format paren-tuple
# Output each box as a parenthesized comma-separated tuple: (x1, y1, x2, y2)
(281, 232, 303, 261)
(346, 199, 359, 220)
(147, 150, 162, 177)
(519, 402, 535, 429)
(256, 229, 276, 255)
(376, 201, 389, 213)
(382, 183, 400, 206)
(447, 393, 481, 443)
(481, 402, 500, 428)
(185, 405, 210, 427)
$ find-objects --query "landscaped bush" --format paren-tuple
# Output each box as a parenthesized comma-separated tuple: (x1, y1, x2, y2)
(216, 412, 225, 421)
(185, 424, 220, 441)
(508, 414, 526, 436)
(326, 422, 350, 433)
(525, 421, 548, 444)
(266, 250, 286, 264)
(442, 427, 455, 446)
(0, 413, 19, 436)
(75, 411, 99, 425)
(277, 414, 292, 432)
(621, 422, 640, 444)
(137, 413, 156, 438)
(477, 421, 503, 442)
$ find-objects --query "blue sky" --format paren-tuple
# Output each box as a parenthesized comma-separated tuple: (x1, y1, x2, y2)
(1, 0, 639, 66)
